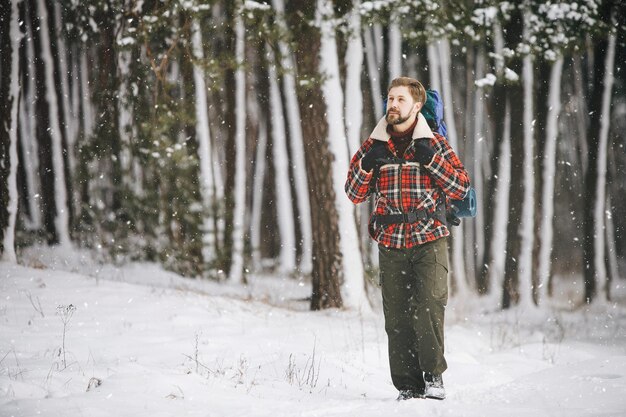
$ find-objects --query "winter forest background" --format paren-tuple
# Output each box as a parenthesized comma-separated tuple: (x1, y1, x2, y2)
(1, 0, 626, 311)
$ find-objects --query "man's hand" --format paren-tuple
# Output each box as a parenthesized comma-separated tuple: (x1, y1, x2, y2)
(361, 141, 391, 172)
(413, 138, 436, 165)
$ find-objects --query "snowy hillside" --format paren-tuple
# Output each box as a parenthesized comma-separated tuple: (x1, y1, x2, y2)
(1, 247, 626, 417)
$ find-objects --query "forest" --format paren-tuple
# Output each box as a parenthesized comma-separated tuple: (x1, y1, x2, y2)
(1, 0, 625, 311)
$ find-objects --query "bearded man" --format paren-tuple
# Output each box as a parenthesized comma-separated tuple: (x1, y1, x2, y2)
(345, 76, 470, 401)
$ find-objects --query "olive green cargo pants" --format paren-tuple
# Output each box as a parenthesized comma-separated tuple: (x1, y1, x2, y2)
(379, 237, 449, 391)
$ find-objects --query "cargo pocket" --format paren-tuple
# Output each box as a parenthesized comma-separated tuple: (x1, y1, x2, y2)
(431, 238, 449, 303)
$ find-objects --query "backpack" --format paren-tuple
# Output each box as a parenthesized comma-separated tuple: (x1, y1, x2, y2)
(422, 89, 476, 223)
(421, 89, 448, 138)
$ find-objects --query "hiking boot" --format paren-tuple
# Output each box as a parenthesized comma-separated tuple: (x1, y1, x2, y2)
(396, 388, 425, 401)
(424, 373, 445, 400)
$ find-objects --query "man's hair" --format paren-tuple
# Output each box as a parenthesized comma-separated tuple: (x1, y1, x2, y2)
(388, 77, 426, 105)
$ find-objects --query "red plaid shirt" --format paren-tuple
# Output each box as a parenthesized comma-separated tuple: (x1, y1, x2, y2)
(345, 126, 470, 248)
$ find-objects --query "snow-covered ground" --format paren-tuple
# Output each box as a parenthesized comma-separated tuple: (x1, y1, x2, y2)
(1, 246, 626, 417)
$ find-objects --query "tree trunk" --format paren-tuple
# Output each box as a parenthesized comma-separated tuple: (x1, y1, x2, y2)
(250, 104, 268, 272)
(387, 16, 401, 79)
(582, 4, 616, 303)
(266, 43, 297, 275)
(537, 56, 564, 303)
(427, 41, 441, 92)
(48, 0, 74, 234)
(437, 38, 468, 296)
(344, 0, 364, 156)
(229, 7, 248, 283)
(479, 21, 506, 299)
(272, 0, 313, 275)
(191, 19, 218, 273)
(472, 47, 487, 292)
(501, 8, 525, 309)
(317, 0, 367, 309)
(364, 26, 383, 119)
(517, 46, 536, 309)
(28, 0, 70, 245)
(0, 0, 22, 261)
(94, 6, 123, 234)
(18, 8, 42, 230)
(488, 97, 511, 304)
(463, 47, 476, 287)
(218, 3, 237, 277)
(289, 0, 342, 310)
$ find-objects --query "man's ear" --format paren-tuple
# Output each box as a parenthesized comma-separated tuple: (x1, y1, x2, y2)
(413, 101, 422, 115)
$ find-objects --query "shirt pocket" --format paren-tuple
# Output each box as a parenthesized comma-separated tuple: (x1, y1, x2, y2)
(403, 163, 435, 209)
(376, 164, 402, 208)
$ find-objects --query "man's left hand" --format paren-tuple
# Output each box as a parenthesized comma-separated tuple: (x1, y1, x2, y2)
(413, 139, 436, 165)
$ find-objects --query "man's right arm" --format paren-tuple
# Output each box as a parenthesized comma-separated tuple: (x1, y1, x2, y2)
(345, 138, 376, 204)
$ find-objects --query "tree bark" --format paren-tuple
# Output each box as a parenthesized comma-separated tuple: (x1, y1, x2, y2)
(228, 7, 248, 283)
(272, 0, 314, 275)
(288, 0, 343, 310)
(582, 2, 616, 303)
(537, 57, 564, 303)
(0, 0, 22, 260)
(501, 8, 525, 309)
(27, 0, 60, 244)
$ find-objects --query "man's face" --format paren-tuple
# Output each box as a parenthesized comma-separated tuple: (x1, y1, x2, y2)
(385, 86, 421, 125)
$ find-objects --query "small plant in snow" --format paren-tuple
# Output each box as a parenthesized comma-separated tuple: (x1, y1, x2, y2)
(86, 377, 102, 391)
(165, 385, 184, 400)
(193, 332, 200, 373)
(489, 310, 523, 351)
(234, 355, 248, 386)
(542, 314, 566, 364)
(23, 290, 44, 318)
(56, 304, 76, 369)
(285, 342, 322, 391)
(0, 349, 25, 381)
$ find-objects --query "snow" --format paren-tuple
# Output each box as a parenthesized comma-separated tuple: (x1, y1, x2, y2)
(471, 6, 498, 26)
(243, 0, 271, 11)
(475, 73, 496, 87)
(504, 67, 520, 82)
(2, 246, 626, 416)
(117, 37, 136, 46)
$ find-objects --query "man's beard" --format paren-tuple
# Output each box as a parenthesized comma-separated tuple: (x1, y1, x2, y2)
(386, 109, 411, 125)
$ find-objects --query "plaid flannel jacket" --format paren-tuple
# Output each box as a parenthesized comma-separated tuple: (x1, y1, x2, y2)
(345, 114, 470, 248)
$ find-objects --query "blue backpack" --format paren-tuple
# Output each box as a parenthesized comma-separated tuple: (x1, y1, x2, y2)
(421, 89, 448, 138)
(422, 89, 475, 222)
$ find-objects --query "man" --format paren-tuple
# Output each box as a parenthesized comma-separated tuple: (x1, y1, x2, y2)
(345, 77, 470, 401)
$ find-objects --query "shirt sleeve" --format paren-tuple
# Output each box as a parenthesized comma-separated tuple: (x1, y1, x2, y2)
(345, 138, 376, 204)
(424, 133, 470, 200)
